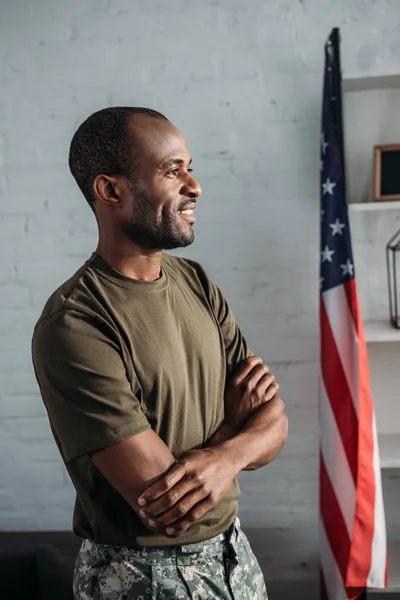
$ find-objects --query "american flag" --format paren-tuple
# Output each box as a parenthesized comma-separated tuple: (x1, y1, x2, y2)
(319, 28, 387, 599)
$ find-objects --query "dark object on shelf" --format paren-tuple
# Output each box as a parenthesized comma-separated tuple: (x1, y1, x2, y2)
(374, 144, 400, 202)
(386, 228, 400, 329)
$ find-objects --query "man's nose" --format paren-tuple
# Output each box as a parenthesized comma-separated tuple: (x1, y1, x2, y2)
(182, 174, 202, 198)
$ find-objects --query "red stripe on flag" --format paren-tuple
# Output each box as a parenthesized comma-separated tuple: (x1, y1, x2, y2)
(320, 452, 351, 584)
(347, 588, 366, 600)
(343, 278, 360, 328)
(320, 298, 359, 482)
(344, 281, 376, 586)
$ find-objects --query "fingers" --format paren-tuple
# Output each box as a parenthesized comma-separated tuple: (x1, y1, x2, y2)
(162, 494, 215, 538)
(140, 475, 201, 519)
(242, 362, 270, 389)
(232, 356, 263, 382)
(138, 462, 186, 508)
(257, 372, 279, 401)
(143, 487, 210, 534)
(241, 362, 279, 401)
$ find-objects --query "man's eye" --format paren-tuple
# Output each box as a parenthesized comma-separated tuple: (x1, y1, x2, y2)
(166, 167, 193, 176)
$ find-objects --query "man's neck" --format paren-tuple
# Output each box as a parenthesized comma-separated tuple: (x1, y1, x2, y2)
(95, 241, 163, 282)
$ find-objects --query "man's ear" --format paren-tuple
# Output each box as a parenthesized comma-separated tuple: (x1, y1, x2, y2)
(93, 175, 121, 206)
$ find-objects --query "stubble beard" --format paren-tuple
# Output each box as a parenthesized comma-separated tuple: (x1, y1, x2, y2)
(120, 187, 195, 250)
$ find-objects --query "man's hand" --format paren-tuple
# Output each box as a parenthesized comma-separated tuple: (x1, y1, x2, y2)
(137, 445, 238, 538)
(137, 356, 281, 538)
(224, 356, 279, 431)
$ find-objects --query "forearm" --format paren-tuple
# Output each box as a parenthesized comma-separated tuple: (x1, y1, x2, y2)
(212, 395, 288, 471)
(206, 422, 238, 447)
(91, 430, 176, 522)
(138, 398, 287, 536)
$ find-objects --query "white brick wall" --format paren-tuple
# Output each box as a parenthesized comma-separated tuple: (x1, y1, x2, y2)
(1, 0, 399, 585)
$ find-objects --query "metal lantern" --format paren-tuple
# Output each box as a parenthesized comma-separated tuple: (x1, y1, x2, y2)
(386, 228, 400, 329)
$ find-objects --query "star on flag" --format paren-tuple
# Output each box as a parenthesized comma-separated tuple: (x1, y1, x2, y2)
(329, 219, 345, 236)
(340, 259, 354, 277)
(321, 133, 329, 154)
(321, 245, 335, 263)
(322, 177, 336, 195)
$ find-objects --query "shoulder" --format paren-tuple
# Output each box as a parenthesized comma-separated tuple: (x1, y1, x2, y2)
(32, 306, 96, 357)
(32, 304, 122, 380)
(32, 255, 115, 356)
(33, 254, 110, 331)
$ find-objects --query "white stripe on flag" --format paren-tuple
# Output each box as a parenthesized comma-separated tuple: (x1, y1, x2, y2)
(368, 416, 387, 587)
(323, 286, 359, 415)
(320, 518, 348, 600)
(320, 378, 356, 537)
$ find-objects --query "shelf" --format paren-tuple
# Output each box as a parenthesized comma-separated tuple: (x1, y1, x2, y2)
(379, 434, 400, 469)
(348, 201, 400, 211)
(364, 320, 400, 343)
(343, 73, 400, 93)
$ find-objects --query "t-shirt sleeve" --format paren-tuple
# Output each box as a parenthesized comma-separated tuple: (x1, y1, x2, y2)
(209, 280, 254, 377)
(190, 261, 255, 378)
(32, 309, 151, 461)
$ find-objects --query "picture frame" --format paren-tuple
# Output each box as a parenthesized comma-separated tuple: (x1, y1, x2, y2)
(374, 143, 400, 202)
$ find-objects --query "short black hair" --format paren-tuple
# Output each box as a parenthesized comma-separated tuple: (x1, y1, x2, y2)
(68, 106, 168, 213)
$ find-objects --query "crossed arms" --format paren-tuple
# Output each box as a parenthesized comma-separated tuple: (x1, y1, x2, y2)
(91, 356, 288, 539)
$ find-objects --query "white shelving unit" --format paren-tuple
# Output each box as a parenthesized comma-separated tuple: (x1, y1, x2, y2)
(364, 320, 400, 343)
(343, 74, 400, 92)
(349, 201, 400, 212)
(343, 73, 400, 594)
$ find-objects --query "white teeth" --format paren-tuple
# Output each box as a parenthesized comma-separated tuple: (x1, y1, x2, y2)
(179, 209, 193, 214)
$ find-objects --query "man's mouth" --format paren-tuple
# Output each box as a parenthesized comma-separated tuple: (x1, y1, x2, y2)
(178, 206, 196, 222)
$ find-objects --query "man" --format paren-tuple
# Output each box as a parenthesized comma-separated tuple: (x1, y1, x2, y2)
(32, 107, 288, 599)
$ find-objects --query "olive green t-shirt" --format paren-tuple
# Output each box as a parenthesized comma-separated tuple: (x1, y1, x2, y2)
(32, 252, 252, 547)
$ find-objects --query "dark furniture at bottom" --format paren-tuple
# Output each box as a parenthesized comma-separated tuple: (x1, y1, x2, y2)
(0, 531, 81, 600)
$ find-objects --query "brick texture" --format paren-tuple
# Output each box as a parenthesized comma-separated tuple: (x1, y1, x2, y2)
(1, 0, 399, 583)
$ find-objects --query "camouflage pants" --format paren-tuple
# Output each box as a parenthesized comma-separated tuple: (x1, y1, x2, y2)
(73, 517, 268, 599)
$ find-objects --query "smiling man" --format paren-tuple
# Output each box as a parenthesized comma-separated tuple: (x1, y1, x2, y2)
(32, 107, 288, 600)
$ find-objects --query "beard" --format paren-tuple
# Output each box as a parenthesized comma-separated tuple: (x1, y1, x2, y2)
(120, 187, 195, 250)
